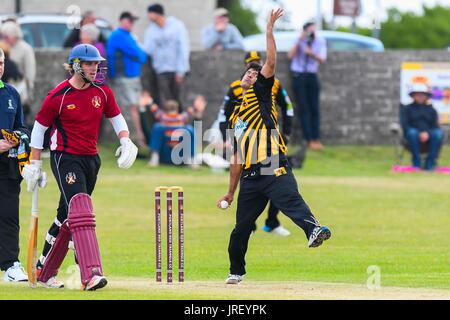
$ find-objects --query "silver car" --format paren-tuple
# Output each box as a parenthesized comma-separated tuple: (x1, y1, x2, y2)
(0, 14, 112, 48)
(243, 30, 385, 52)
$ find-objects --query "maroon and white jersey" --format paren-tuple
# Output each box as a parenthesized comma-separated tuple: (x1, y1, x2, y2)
(36, 80, 121, 155)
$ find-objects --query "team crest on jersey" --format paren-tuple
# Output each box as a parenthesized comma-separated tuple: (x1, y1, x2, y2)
(92, 96, 101, 108)
(65, 172, 77, 185)
(234, 117, 248, 139)
(66, 104, 76, 110)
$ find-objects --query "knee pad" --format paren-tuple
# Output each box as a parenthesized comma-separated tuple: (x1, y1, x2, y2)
(38, 221, 70, 283)
(68, 193, 103, 285)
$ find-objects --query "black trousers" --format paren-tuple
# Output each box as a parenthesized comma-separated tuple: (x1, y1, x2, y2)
(252, 201, 280, 231)
(0, 178, 21, 271)
(37, 152, 101, 269)
(228, 168, 319, 276)
(292, 72, 321, 142)
(265, 202, 281, 229)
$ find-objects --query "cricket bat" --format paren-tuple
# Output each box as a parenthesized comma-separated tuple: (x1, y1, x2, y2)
(27, 187, 39, 287)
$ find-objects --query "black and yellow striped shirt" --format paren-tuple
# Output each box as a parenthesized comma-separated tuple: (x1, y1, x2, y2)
(228, 77, 282, 102)
(229, 73, 287, 170)
(219, 77, 294, 142)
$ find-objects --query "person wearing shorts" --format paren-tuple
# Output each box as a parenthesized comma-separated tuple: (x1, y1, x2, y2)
(107, 11, 148, 149)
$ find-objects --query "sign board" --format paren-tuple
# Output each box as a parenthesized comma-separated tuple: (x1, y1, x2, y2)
(401, 62, 450, 124)
(333, 0, 361, 17)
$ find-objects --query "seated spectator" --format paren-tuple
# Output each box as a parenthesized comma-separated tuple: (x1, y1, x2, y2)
(147, 98, 195, 167)
(202, 8, 244, 51)
(404, 83, 443, 171)
(189, 95, 207, 123)
(145, 93, 207, 167)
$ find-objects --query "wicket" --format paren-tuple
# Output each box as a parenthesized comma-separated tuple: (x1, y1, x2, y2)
(155, 186, 184, 283)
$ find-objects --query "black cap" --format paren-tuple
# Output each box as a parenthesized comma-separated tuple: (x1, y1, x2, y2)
(120, 11, 139, 21)
(147, 4, 164, 15)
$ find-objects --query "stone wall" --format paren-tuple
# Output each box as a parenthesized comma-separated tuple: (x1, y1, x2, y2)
(32, 49, 450, 144)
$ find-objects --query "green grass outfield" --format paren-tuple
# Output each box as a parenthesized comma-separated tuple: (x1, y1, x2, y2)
(1, 145, 449, 299)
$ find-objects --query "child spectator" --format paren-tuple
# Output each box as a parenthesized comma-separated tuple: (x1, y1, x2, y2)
(146, 94, 206, 167)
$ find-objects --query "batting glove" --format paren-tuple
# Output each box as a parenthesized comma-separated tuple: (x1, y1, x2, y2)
(115, 137, 138, 169)
(22, 160, 47, 192)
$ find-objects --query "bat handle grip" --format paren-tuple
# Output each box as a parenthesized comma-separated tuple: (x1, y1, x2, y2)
(31, 187, 38, 217)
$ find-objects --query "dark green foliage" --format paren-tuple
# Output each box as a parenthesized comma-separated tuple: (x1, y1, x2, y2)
(380, 5, 450, 49)
(331, 5, 450, 49)
(217, 0, 260, 36)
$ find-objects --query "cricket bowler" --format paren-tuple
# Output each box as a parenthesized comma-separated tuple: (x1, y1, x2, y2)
(217, 9, 331, 285)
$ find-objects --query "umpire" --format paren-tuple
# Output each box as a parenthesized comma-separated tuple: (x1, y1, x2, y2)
(0, 48, 30, 282)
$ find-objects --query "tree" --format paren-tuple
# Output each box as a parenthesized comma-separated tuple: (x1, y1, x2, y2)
(380, 5, 450, 49)
(329, 5, 450, 49)
(217, 0, 260, 36)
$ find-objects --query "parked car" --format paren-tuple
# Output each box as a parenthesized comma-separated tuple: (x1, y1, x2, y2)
(243, 30, 385, 52)
(0, 14, 112, 48)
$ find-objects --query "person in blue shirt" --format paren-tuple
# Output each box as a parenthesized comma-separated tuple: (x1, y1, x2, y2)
(107, 11, 148, 149)
(0, 48, 34, 282)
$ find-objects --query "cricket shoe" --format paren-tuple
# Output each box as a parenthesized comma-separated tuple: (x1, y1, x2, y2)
(83, 275, 108, 291)
(3, 262, 28, 282)
(225, 274, 244, 285)
(262, 225, 291, 237)
(38, 276, 65, 289)
(308, 226, 331, 248)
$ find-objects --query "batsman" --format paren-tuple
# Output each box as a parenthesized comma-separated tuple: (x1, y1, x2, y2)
(22, 44, 138, 290)
(217, 9, 331, 284)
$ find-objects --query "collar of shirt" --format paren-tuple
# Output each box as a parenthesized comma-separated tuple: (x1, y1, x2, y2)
(118, 27, 131, 35)
(150, 16, 177, 31)
(0, 80, 4, 89)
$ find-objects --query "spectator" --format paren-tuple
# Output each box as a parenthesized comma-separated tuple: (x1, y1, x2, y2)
(107, 11, 148, 149)
(63, 10, 106, 48)
(143, 3, 190, 108)
(288, 21, 327, 151)
(0, 21, 36, 126)
(202, 8, 244, 51)
(147, 98, 194, 167)
(0, 41, 22, 84)
(143, 93, 206, 167)
(190, 95, 207, 123)
(77, 24, 106, 83)
(404, 84, 443, 171)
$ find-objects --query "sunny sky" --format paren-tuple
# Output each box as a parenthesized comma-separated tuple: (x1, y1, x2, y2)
(244, 0, 450, 30)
